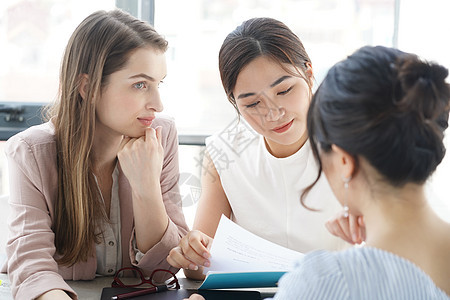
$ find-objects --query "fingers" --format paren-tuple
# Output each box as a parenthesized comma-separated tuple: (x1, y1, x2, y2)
(358, 216, 366, 242)
(180, 231, 212, 269)
(337, 215, 351, 242)
(167, 231, 212, 271)
(155, 126, 162, 144)
(187, 231, 212, 258)
(145, 127, 156, 142)
(184, 295, 205, 300)
(358, 215, 365, 227)
(325, 218, 353, 244)
(326, 212, 367, 245)
(167, 246, 198, 270)
(145, 126, 162, 144)
(118, 136, 132, 152)
(349, 214, 361, 244)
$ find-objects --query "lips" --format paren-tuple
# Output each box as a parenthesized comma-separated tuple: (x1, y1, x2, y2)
(137, 116, 155, 127)
(272, 119, 294, 133)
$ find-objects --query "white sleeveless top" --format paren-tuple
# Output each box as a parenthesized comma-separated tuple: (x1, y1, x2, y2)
(205, 120, 345, 253)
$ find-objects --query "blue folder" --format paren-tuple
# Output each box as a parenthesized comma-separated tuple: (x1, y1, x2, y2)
(198, 271, 286, 289)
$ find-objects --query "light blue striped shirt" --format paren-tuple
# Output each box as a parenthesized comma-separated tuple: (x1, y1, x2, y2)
(271, 247, 449, 299)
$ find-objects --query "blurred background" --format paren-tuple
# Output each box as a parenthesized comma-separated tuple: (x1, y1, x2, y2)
(0, 0, 449, 232)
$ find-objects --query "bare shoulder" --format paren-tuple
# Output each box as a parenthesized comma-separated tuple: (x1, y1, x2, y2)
(439, 221, 450, 255)
(430, 219, 450, 294)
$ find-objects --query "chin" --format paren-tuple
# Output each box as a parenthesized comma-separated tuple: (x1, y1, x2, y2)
(271, 133, 304, 146)
(123, 130, 145, 138)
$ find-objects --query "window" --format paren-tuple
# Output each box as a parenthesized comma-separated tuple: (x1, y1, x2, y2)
(155, 0, 398, 134)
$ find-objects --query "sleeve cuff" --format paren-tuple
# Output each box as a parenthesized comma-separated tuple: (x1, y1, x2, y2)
(129, 219, 181, 271)
(131, 234, 145, 263)
(14, 271, 77, 300)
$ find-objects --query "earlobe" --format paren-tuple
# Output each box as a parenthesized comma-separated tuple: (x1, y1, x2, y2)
(78, 74, 89, 100)
(331, 144, 356, 179)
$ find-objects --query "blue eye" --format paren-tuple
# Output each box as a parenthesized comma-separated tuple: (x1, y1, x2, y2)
(245, 101, 260, 108)
(134, 82, 146, 89)
(277, 86, 293, 95)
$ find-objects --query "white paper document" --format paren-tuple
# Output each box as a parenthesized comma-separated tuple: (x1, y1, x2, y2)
(203, 215, 304, 274)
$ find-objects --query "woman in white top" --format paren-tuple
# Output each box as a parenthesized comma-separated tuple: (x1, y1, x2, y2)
(167, 17, 358, 279)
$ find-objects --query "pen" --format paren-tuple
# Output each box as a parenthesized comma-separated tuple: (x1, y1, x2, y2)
(111, 285, 168, 300)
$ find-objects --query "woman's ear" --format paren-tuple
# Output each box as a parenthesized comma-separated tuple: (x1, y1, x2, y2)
(79, 74, 89, 100)
(331, 144, 356, 180)
(305, 62, 314, 84)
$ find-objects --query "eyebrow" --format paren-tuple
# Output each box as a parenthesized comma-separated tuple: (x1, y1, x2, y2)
(129, 73, 156, 81)
(236, 75, 292, 99)
(270, 75, 291, 88)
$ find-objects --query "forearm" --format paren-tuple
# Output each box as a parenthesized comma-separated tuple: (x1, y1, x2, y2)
(132, 180, 169, 252)
(36, 289, 72, 300)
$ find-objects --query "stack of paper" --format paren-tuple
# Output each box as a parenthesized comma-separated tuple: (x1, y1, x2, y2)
(199, 215, 304, 289)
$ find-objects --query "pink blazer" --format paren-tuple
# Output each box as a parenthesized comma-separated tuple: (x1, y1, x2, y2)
(2, 116, 189, 299)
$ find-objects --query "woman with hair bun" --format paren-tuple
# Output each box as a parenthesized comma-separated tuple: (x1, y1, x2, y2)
(273, 45, 450, 299)
(188, 46, 450, 299)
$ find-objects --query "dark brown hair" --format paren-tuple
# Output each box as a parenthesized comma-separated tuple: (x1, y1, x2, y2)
(218, 17, 312, 113)
(304, 45, 450, 205)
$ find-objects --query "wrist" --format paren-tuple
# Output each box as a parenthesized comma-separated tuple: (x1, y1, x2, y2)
(131, 179, 161, 199)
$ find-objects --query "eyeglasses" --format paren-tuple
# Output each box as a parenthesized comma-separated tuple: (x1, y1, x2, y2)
(111, 267, 180, 290)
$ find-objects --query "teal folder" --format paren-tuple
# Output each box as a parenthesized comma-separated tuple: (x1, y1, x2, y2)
(198, 271, 286, 289)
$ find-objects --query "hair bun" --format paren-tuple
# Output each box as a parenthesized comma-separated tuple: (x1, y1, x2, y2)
(399, 58, 448, 86)
(394, 57, 450, 122)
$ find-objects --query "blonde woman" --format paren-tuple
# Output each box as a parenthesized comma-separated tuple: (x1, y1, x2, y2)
(2, 10, 188, 299)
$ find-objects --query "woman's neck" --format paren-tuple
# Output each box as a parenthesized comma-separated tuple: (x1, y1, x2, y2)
(362, 184, 450, 295)
(264, 132, 308, 158)
(92, 128, 122, 175)
(362, 184, 437, 249)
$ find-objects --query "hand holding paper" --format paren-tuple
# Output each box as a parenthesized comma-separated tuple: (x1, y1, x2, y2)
(199, 215, 304, 289)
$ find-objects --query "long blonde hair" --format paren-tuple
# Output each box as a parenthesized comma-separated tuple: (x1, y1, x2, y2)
(48, 9, 168, 266)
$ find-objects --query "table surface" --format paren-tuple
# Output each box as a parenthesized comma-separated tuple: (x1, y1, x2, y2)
(0, 270, 277, 299)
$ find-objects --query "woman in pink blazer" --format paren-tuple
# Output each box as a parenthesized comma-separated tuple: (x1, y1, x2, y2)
(2, 9, 188, 300)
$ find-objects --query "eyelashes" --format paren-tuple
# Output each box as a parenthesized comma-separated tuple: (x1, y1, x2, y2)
(245, 101, 260, 108)
(134, 82, 146, 89)
(244, 86, 293, 108)
(133, 81, 164, 90)
(277, 86, 293, 95)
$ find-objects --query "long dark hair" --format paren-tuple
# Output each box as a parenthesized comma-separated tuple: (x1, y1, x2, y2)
(218, 17, 312, 113)
(303, 45, 450, 205)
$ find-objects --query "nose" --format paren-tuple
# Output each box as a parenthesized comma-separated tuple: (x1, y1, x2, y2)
(262, 93, 285, 122)
(146, 90, 164, 112)
(265, 106, 285, 122)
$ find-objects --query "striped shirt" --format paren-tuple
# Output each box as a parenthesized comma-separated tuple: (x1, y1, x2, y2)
(271, 247, 449, 299)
